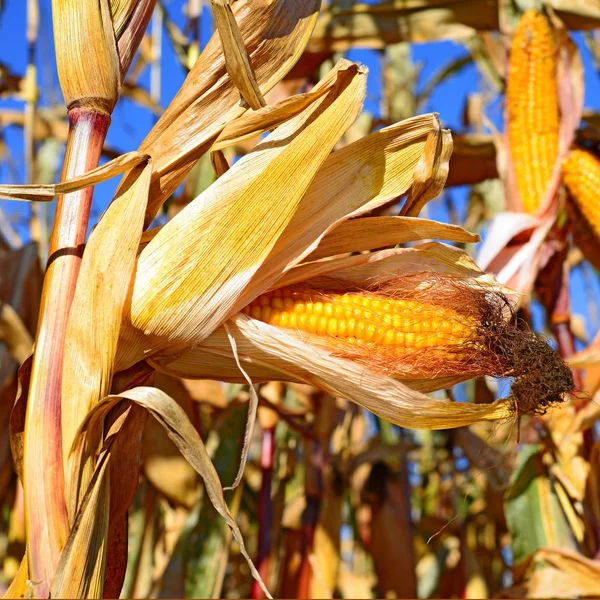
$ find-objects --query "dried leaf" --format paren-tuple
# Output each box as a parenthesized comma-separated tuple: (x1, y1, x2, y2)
(505, 548, 600, 598)
(0, 151, 148, 201)
(307, 216, 479, 261)
(136, 0, 321, 225)
(61, 162, 151, 518)
(119, 61, 366, 367)
(211, 0, 266, 110)
(69, 386, 272, 597)
(211, 81, 333, 152)
(400, 127, 452, 217)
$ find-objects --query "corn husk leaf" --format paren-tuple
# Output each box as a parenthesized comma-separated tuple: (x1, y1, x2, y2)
(277, 241, 501, 290)
(103, 403, 148, 598)
(211, 0, 266, 110)
(137, 0, 320, 225)
(61, 162, 151, 519)
(0, 151, 148, 201)
(400, 127, 452, 217)
(504, 548, 600, 599)
(3, 555, 29, 600)
(51, 426, 112, 599)
(141, 373, 199, 508)
(307, 216, 478, 261)
(250, 114, 450, 292)
(151, 314, 511, 430)
(211, 81, 334, 153)
(68, 386, 272, 597)
(52, 0, 120, 111)
(119, 61, 366, 367)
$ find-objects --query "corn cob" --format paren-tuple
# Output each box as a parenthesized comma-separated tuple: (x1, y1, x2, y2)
(562, 148, 600, 237)
(242, 287, 477, 352)
(507, 9, 559, 214)
(239, 280, 574, 416)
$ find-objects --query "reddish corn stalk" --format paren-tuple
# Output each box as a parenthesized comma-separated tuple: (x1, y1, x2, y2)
(23, 107, 110, 595)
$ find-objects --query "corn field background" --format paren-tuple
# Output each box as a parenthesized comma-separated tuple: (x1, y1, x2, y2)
(2, 0, 600, 598)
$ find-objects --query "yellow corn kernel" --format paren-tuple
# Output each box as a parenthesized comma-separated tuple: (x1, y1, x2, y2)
(563, 149, 600, 237)
(507, 10, 559, 214)
(242, 289, 478, 350)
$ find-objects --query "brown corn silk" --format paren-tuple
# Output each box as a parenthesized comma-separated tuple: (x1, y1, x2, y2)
(563, 148, 600, 237)
(507, 9, 559, 214)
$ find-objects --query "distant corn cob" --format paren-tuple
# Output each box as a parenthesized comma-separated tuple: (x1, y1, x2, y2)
(507, 9, 559, 214)
(241, 277, 574, 416)
(562, 148, 600, 237)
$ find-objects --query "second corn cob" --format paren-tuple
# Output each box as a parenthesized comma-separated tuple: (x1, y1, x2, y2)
(507, 9, 559, 214)
(563, 148, 600, 237)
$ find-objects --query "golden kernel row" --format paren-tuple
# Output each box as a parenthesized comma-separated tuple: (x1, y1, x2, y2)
(241, 290, 478, 350)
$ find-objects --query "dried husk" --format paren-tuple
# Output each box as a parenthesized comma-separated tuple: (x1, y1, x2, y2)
(60, 162, 151, 519)
(136, 0, 321, 225)
(0, 151, 148, 202)
(118, 60, 367, 367)
(147, 243, 513, 430)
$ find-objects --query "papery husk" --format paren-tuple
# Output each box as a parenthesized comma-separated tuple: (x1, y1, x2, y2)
(119, 61, 367, 368)
(502, 548, 600, 599)
(306, 216, 478, 261)
(66, 386, 272, 597)
(52, 0, 120, 112)
(277, 242, 502, 291)
(60, 160, 151, 522)
(210, 0, 266, 110)
(150, 314, 511, 430)
(136, 0, 321, 225)
(248, 114, 450, 289)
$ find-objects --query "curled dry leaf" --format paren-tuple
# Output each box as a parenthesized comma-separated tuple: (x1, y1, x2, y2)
(0, 151, 148, 202)
(134, 0, 321, 225)
(306, 216, 479, 261)
(503, 548, 600, 599)
(210, 0, 266, 110)
(67, 386, 272, 598)
(61, 162, 151, 519)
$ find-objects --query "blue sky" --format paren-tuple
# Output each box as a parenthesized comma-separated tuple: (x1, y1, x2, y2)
(1, 0, 600, 341)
